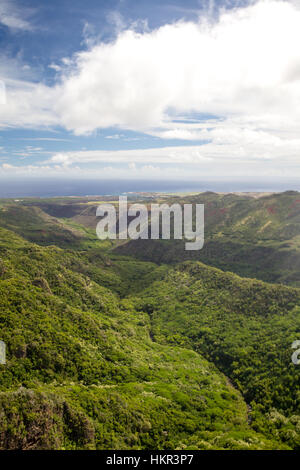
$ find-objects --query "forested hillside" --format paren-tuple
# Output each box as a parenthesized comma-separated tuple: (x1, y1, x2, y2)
(0, 193, 299, 449)
(116, 191, 300, 286)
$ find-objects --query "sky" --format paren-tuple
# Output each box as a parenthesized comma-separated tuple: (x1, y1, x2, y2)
(0, 0, 300, 183)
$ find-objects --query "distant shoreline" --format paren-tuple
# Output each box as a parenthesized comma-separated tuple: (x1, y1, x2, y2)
(0, 178, 298, 199)
(2, 191, 296, 203)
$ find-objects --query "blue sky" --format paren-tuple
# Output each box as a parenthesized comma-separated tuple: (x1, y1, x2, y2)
(0, 0, 300, 182)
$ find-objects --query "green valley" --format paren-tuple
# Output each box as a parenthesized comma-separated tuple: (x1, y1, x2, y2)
(0, 192, 299, 450)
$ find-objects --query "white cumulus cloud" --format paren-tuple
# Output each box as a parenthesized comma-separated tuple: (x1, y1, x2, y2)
(55, 0, 300, 137)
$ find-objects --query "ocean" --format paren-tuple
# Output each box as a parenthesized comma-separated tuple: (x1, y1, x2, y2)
(0, 178, 299, 198)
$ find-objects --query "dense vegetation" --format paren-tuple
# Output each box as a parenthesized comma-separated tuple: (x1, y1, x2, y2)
(0, 192, 299, 449)
(133, 261, 300, 448)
